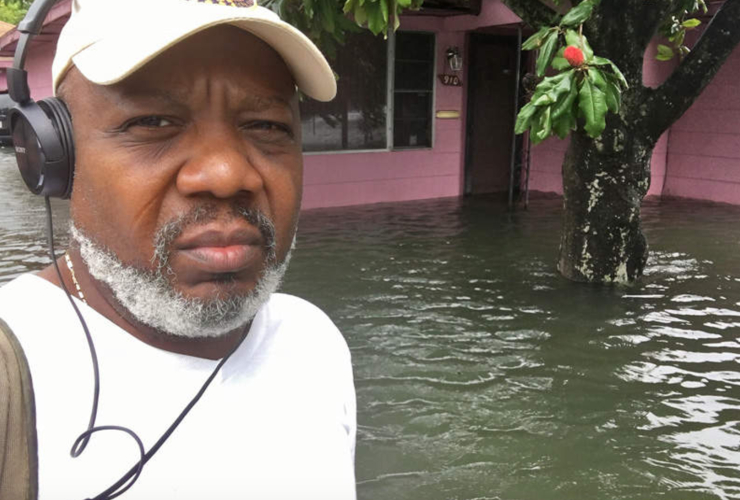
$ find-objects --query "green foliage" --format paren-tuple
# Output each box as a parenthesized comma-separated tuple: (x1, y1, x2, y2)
(578, 74, 607, 138)
(266, 0, 422, 54)
(344, 0, 424, 36)
(559, 0, 598, 28)
(0, 0, 32, 25)
(657, 0, 706, 61)
(516, 0, 627, 143)
(265, 0, 363, 60)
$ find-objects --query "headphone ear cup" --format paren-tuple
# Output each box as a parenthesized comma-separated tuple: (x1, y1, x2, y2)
(39, 98, 75, 197)
(9, 97, 74, 199)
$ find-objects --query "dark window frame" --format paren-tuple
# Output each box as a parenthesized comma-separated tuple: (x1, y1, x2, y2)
(392, 31, 436, 151)
(301, 30, 436, 155)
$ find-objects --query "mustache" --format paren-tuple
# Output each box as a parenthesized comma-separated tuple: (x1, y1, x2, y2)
(152, 204, 276, 271)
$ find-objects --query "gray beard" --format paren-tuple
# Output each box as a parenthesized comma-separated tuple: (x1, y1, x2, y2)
(69, 210, 292, 339)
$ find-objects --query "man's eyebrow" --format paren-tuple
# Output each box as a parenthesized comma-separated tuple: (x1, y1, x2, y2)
(110, 88, 292, 112)
(113, 88, 188, 108)
(238, 94, 293, 112)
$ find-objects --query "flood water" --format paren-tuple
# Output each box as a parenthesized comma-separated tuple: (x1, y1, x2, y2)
(1, 149, 739, 499)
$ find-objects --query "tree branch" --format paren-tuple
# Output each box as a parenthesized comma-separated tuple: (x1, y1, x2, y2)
(501, 0, 559, 30)
(642, 0, 740, 141)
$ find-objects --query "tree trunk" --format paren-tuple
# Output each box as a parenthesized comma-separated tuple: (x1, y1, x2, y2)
(501, 0, 740, 284)
(558, 123, 653, 283)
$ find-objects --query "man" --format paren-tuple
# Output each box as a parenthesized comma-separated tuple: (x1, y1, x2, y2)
(0, 0, 356, 498)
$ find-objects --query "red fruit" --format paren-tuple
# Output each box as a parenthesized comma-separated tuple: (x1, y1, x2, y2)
(564, 45, 585, 67)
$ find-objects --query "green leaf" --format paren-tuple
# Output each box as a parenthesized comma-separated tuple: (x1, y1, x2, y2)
(515, 102, 538, 134)
(564, 29, 594, 61)
(656, 44, 674, 61)
(560, 0, 595, 27)
(564, 29, 580, 48)
(530, 107, 553, 145)
(580, 34, 594, 61)
(319, 0, 336, 33)
(397, 0, 412, 7)
(366, 2, 384, 35)
(352, 1, 368, 25)
(529, 108, 544, 143)
(550, 47, 569, 70)
(379, 0, 389, 23)
(587, 67, 608, 92)
(590, 56, 629, 88)
(536, 106, 552, 142)
(551, 56, 570, 71)
(522, 27, 550, 51)
(603, 77, 621, 114)
(578, 77, 607, 138)
(552, 73, 578, 119)
(552, 111, 576, 139)
(536, 30, 559, 77)
(531, 71, 574, 106)
(682, 18, 701, 29)
(669, 29, 686, 47)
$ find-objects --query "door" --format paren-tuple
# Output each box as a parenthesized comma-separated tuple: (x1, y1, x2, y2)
(464, 34, 519, 195)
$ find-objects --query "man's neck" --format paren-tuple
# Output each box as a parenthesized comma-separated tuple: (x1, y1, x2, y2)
(37, 251, 247, 360)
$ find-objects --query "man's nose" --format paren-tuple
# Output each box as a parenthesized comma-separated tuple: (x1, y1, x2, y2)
(176, 127, 264, 199)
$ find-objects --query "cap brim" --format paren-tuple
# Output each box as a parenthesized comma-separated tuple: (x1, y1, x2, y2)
(70, 6, 336, 102)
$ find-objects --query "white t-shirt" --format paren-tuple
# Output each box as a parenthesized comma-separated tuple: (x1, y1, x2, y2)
(0, 274, 356, 500)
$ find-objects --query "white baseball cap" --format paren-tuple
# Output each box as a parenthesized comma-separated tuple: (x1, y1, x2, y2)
(51, 0, 337, 101)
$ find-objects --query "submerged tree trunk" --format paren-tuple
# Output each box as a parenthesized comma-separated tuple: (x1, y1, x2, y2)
(558, 126, 654, 282)
(503, 0, 740, 283)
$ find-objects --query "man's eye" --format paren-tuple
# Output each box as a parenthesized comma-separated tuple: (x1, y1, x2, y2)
(246, 121, 292, 136)
(129, 116, 174, 128)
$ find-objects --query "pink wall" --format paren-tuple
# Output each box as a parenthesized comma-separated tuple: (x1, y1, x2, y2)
(526, 136, 567, 194)
(444, 0, 521, 31)
(25, 42, 55, 99)
(663, 42, 740, 205)
(0, 0, 71, 98)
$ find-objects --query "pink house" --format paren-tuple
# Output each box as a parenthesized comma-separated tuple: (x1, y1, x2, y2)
(1, 0, 738, 208)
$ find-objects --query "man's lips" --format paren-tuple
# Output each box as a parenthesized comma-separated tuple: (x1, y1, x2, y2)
(173, 227, 265, 274)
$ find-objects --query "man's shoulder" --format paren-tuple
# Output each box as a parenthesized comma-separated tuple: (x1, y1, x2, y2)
(266, 292, 332, 321)
(261, 293, 349, 354)
(0, 274, 53, 305)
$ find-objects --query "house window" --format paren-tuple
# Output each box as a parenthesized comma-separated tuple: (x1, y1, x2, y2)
(393, 32, 435, 149)
(301, 31, 388, 152)
(300, 30, 435, 153)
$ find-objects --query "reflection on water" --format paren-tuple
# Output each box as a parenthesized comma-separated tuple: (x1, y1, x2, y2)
(1, 149, 739, 499)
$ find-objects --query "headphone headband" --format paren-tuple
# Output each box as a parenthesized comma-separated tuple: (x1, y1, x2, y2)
(18, 0, 63, 36)
(9, 0, 62, 103)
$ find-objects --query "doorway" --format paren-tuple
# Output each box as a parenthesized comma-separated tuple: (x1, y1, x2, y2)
(464, 33, 520, 195)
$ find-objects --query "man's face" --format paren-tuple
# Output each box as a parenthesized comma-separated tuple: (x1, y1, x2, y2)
(64, 26, 302, 328)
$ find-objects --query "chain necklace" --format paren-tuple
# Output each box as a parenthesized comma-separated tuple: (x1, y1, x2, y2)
(64, 252, 87, 304)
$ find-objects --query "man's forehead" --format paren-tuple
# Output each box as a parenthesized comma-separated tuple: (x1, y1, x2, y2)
(71, 26, 297, 106)
(110, 85, 294, 112)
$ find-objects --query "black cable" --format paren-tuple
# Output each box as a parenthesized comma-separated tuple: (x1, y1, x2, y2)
(45, 196, 100, 456)
(45, 197, 248, 499)
(88, 332, 245, 500)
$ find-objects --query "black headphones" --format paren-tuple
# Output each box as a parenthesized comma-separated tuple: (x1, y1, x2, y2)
(9, 0, 75, 199)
